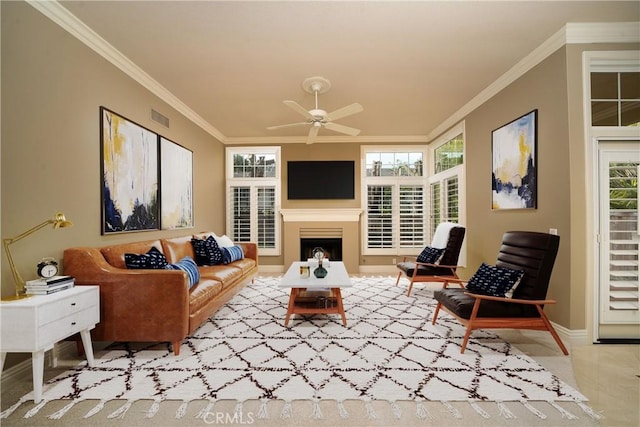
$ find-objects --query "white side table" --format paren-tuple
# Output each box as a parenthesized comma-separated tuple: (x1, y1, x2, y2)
(0, 286, 99, 403)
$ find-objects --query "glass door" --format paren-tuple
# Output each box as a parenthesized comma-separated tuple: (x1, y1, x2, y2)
(598, 141, 640, 339)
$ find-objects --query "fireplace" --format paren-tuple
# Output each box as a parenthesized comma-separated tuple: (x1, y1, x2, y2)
(280, 209, 362, 273)
(300, 238, 342, 261)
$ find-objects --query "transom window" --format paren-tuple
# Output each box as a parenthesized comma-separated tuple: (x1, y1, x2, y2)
(365, 152, 424, 177)
(591, 71, 640, 127)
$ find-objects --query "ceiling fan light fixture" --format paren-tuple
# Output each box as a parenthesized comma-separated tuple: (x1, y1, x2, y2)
(267, 76, 363, 144)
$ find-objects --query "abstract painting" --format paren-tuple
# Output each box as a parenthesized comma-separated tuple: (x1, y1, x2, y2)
(100, 107, 159, 233)
(491, 110, 537, 210)
(160, 137, 193, 229)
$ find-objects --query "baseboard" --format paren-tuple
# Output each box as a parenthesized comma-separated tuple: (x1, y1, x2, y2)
(552, 322, 589, 347)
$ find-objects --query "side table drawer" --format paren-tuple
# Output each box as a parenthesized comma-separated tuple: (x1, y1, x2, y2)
(38, 289, 97, 325)
(39, 306, 99, 348)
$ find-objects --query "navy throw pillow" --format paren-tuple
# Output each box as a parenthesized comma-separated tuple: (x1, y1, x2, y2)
(191, 236, 223, 266)
(221, 245, 244, 264)
(124, 247, 168, 269)
(466, 263, 525, 298)
(165, 256, 200, 288)
(416, 246, 445, 264)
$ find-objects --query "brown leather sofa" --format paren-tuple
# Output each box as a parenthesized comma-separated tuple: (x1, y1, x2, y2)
(63, 232, 258, 355)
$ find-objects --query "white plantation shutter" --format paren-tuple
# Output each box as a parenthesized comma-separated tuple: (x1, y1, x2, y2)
(231, 186, 251, 242)
(367, 185, 394, 249)
(399, 185, 425, 248)
(430, 182, 441, 239)
(257, 187, 276, 249)
(445, 176, 459, 223)
(601, 158, 639, 320)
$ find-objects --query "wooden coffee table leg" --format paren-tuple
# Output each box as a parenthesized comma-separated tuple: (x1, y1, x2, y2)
(284, 288, 298, 327)
(333, 288, 347, 326)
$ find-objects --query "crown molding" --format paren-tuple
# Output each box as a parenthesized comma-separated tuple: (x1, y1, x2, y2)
(566, 22, 640, 44)
(224, 135, 430, 145)
(27, 3, 639, 147)
(26, 0, 227, 143)
(427, 22, 639, 141)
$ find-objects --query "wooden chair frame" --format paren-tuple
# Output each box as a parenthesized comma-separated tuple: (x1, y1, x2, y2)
(432, 278, 569, 355)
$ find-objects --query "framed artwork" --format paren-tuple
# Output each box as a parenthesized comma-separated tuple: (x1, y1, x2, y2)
(100, 107, 159, 233)
(160, 137, 194, 229)
(491, 109, 538, 210)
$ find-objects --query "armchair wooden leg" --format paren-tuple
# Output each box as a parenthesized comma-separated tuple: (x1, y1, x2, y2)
(406, 281, 415, 296)
(460, 298, 482, 354)
(395, 272, 402, 286)
(536, 305, 570, 355)
(432, 302, 442, 324)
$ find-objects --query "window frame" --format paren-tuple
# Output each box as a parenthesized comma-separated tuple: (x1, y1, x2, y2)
(361, 145, 428, 256)
(427, 123, 467, 264)
(225, 146, 281, 256)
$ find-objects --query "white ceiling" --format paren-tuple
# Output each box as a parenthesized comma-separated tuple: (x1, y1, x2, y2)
(56, 1, 639, 143)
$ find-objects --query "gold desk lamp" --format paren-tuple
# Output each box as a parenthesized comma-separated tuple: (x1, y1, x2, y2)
(2, 212, 73, 302)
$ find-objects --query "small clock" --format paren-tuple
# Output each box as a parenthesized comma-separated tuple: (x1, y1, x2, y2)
(37, 257, 59, 279)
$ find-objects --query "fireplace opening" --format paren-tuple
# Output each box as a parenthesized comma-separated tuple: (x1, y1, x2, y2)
(300, 238, 342, 261)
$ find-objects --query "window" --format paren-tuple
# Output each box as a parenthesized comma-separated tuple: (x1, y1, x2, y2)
(226, 147, 280, 256)
(429, 126, 465, 243)
(591, 71, 640, 127)
(362, 147, 427, 255)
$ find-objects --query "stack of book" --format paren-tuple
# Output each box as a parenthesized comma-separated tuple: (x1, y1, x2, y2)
(25, 275, 75, 295)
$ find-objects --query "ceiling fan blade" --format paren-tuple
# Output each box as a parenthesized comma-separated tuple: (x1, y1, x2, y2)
(266, 122, 308, 130)
(325, 103, 363, 121)
(324, 122, 361, 136)
(283, 100, 314, 120)
(306, 125, 320, 145)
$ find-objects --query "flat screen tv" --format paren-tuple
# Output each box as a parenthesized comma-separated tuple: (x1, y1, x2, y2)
(287, 161, 355, 200)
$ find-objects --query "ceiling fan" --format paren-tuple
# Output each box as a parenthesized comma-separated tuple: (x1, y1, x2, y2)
(267, 76, 363, 144)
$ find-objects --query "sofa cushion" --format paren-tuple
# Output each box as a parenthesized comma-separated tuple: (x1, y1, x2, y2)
(222, 245, 244, 264)
(191, 236, 223, 266)
(124, 246, 168, 269)
(165, 256, 200, 288)
(416, 246, 445, 264)
(189, 278, 223, 314)
(101, 240, 164, 269)
(199, 265, 243, 289)
(465, 262, 525, 298)
(228, 257, 257, 274)
(161, 235, 196, 264)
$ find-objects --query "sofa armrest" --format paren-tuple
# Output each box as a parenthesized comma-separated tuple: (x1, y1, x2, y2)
(237, 242, 258, 263)
(63, 247, 190, 342)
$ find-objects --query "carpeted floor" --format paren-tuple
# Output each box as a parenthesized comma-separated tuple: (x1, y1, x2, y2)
(0, 276, 602, 426)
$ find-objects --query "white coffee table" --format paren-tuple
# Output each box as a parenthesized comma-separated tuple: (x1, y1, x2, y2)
(279, 261, 352, 326)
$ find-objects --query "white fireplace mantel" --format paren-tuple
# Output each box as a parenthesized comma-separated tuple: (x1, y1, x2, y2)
(280, 209, 362, 222)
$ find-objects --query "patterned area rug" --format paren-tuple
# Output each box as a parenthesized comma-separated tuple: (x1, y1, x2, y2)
(1, 276, 599, 422)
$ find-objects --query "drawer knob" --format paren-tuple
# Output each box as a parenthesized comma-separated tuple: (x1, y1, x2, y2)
(71, 322, 76, 326)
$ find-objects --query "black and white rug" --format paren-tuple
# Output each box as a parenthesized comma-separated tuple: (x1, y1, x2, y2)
(1, 276, 599, 421)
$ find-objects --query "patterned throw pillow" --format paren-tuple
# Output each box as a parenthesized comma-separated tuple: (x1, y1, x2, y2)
(191, 236, 223, 266)
(165, 256, 200, 288)
(465, 263, 525, 298)
(221, 245, 244, 264)
(124, 247, 168, 269)
(416, 246, 445, 264)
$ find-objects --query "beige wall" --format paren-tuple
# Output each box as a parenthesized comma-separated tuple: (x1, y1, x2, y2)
(1, 2, 226, 300)
(462, 48, 573, 326)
